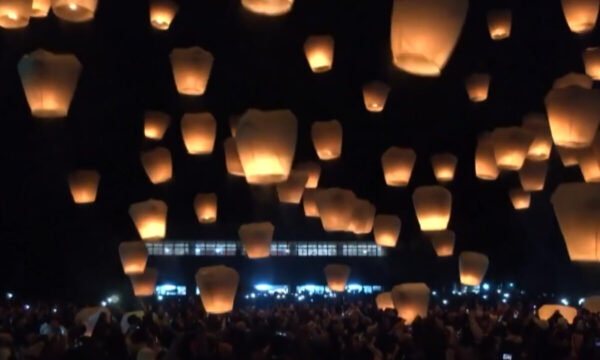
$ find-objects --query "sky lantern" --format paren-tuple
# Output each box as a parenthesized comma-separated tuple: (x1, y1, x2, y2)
(0, 0, 32, 28)
(229, 115, 240, 137)
(311, 120, 342, 160)
(390, 0, 468, 76)
(51, 0, 97, 22)
(578, 139, 600, 182)
(149, 0, 178, 30)
(224, 137, 245, 177)
(545, 86, 600, 148)
(391, 283, 430, 324)
(376, 292, 394, 310)
(538, 304, 577, 324)
(459, 251, 489, 286)
(315, 188, 357, 232)
(31, 0, 50, 17)
(518, 161, 548, 191)
(583, 296, 600, 313)
(141, 147, 172, 184)
(324, 264, 350, 292)
(68, 170, 100, 204)
(509, 188, 531, 210)
(241, 0, 294, 16)
(475, 132, 499, 180)
(487, 9, 512, 40)
(431, 153, 457, 182)
(491, 127, 534, 170)
(553, 72, 593, 89)
(170, 47, 214, 96)
(194, 193, 217, 223)
(552, 182, 600, 261)
(295, 162, 320, 188)
(560, 0, 599, 34)
(181, 112, 217, 155)
(239, 222, 274, 259)
(557, 146, 580, 167)
(303, 35, 334, 73)
(465, 73, 490, 102)
(349, 199, 376, 235)
(381, 147, 416, 186)
(412, 185, 452, 231)
(429, 230, 455, 257)
(583, 48, 600, 80)
(144, 111, 170, 140)
(196, 265, 239, 314)
(363, 81, 390, 112)
(118, 241, 148, 275)
(373, 214, 401, 247)
(302, 189, 320, 217)
(18, 49, 82, 119)
(276, 170, 308, 204)
(129, 268, 158, 297)
(128, 199, 167, 241)
(235, 109, 297, 185)
(523, 113, 553, 161)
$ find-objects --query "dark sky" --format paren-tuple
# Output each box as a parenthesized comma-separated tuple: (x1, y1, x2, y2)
(0, 0, 598, 302)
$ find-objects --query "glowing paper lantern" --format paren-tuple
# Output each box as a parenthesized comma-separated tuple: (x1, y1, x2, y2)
(487, 9, 511, 40)
(509, 188, 531, 210)
(362, 81, 390, 112)
(51, 0, 97, 22)
(349, 199, 376, 235)
(545, 86, 600, 148)
(31, 0, 50, 17)
(324, 264, 350, 292)
(459, 251, 489, 286)
(224, 137, 245, 177)
(315, 188, 357, 231)
(18, 49, 82, 118)
(144, 111, 170, 140)
(295, 162, 320, 188)
(390, 0, 468, 76)
(239, 222, 274, 259)
(302, 189, 319, 217)
(141, 147, 172, 184)
(241, 0, 294, 16)
(475, 132, 499, 180)
(311, 120, 342, 160)
(583, 47, 600, 80)
(391, 283, 430, 324)
(583, 296, 600, 313)
(128, 199, 167, 241)
(170, 47, 214, 96)
(557, 146, 580, 167)
(181, 112, 217, 155)
(431, 153, 457, 182)
(276, 170, 308, 204)
(560, 0, 599, 34)
(538, 304, 577, 324)
(68, 170, 100, 204)
(0, 0, 32, 28)
(373, 214, 401, 247)
(491, 127, 534, 170)
(235, 109, 297, 185)
(429, 230, 455, 257)
(578, 143, 600, 183)
(523, 113, 552, 161)
(381, 147, 416, 186)
(194, 193, 217, 223)
(303, 35, 334, 73)
(412, 185, 452, 231)
(196, 265, 239, 314)
(118, 241, 148, 275)
(149, 0, 178, 30)
(553, 72, 593, 89)
(518, 161, 548, 191)
(229, 115, 240, 137)
(376, 292, 394, 310)
(551, 182, 600, 261)
(465, 73, 490, 102)
(129, 268, 158, 297)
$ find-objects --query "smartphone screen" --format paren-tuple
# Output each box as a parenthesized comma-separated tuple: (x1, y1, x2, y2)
(503, 354, 512, 360)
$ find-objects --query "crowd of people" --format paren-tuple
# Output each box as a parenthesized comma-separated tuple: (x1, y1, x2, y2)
(0, 293, 599, 360)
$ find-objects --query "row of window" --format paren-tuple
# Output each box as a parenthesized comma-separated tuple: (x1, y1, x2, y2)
(146, 241, 385, 257)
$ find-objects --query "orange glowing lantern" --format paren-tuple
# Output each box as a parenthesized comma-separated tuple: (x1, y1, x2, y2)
(491, 127, 534, 170)
(412, 185, 452, 231)
(391, 283, 430, 324)
(141, 147, 172, 184)
(51, 0, 97, 22)
(235, 109, 297, 185)
(390, 0, 467, 76)
(523, 113, 553, 161)
(224, 137, 245, 177)
(149, 0, 178, 30)
(302, 189, 320, 218)
(170, 47, 214, 96)
(196, 265, 239, 314)
(538, 304, 577, 324)
(381, 147, 417, 186)
(553, 72, 593, 89)
(557, 146, 580, 167)
(429, 230, 455, 257)
(144, 111, 170, 140)
(229, 114, 241, 137)
(475, 132, 499, 180)
(68, 170, 100, 204)
(181, 112, 217, 155)
(363, 81, 390, 112)
(583, 47, 600, 80)
(324, 264, 350, 292)
(194, 193, 217, 223)
(376, 292, 394, 310)
(487, 9, 511, 40)
(349, 199, 376, 235)
(239, 222, 274, 259)
(295, 162, 320, 188)
(315, 188, 357, 232)
(241, 0, 294, 16)
(583, 296, 600, 313)
(578, 141, 600, 182)
(373, 214, 401, 247)
(276, 170, 308, 204)
(311, 120, 342, 160)
(31, 0, 50, 17)
(431, 153, 457, 182)
(560, 0, 599, 34)
(18, 49, 82, 118)
(303, 35, 334, 73)
(465, 73, 490, 102)
(459, 251, 489, 286)
(518, 161, 548, 191)
(129, 268, 158, 297)
(509, 188, 530, 210)
(128, 199, 167, 241)
(0, 0, 32, 28)
(118, 241, 148, 275)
